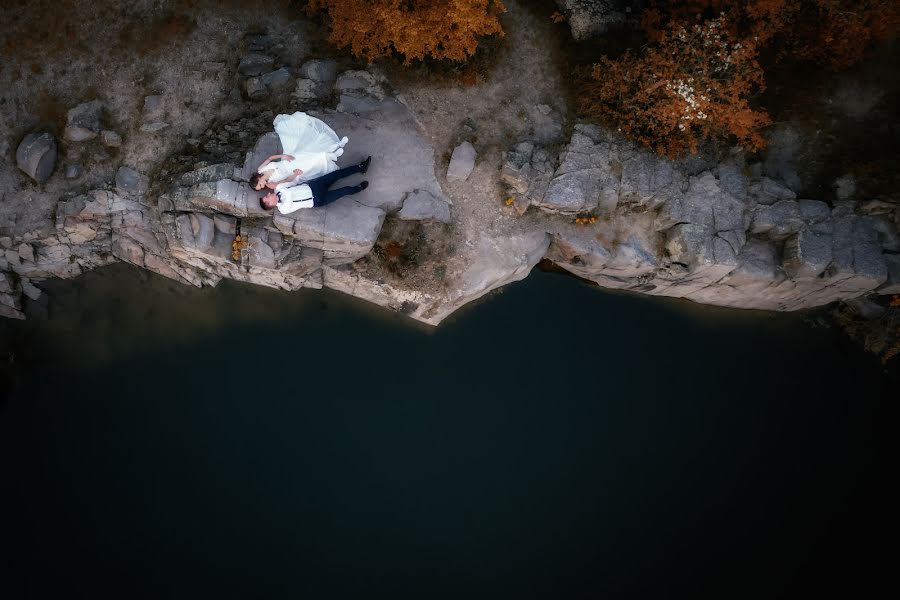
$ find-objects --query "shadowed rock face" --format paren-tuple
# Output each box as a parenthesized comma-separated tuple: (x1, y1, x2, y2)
(507, 124, 896, 311)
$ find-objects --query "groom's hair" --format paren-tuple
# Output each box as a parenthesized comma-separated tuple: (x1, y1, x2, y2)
(249, 173, 263, 189)
(260, 197, 271, 210)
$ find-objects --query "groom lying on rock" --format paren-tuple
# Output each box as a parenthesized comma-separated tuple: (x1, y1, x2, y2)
(260, 156, 371, 215)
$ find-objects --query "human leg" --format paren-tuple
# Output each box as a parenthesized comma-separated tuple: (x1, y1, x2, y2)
(315, 162, 365, 188)
(313, 181, 369, 207)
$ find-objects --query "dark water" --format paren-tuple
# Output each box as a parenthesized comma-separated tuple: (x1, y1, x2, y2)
(1, 264, 896, 599)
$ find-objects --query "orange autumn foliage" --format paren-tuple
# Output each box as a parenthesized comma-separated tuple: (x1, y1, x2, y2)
(641, 0, 900, 69)
(305, 0, 506, 64)
(579, 14, 771, 158)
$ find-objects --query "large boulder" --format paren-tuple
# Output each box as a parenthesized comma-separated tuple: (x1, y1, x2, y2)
(446, 142, 476, 182)
(299, 59, 337, 84)
(16, 133, 57, 183)
(64, 100, 103, 141)
(273, 200, 386, 262)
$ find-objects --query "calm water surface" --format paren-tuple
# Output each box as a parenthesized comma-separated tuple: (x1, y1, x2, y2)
(0, 264, 896, 599)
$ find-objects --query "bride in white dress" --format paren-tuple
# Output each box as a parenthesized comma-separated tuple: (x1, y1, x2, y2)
(250, 112, 349, 191)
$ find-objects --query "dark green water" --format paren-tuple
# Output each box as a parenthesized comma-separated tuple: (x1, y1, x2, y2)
(0, 264, 896, 599)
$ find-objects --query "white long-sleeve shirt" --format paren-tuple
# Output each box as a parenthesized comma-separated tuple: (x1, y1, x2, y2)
(275, 183, 314, 214)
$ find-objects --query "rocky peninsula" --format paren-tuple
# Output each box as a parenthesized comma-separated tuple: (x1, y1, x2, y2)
(2, 1, 898, 331)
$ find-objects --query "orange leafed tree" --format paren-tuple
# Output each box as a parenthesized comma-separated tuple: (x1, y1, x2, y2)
(579, 14, 771, 158)
(305, 0, 506, 64)
(641, 0, 900, 69)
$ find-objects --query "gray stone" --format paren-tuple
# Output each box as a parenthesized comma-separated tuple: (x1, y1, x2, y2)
(238, 53, 274, 76)
(245, 77, 267, 100)
(248, 235, 277, 269)
(299, 59, 337, 83)
(65, 164, 83, 179)
(16, 132, 57, 183)
(100, 130, 122, 147)
(543, 169, 603, 213)
(446, 142, 476, 182)
(293, 79, 329, 102)
(783, 227, 832, 278)
(20, 278, 42, 302)
(261, 67, 292, 89)
(0, 272, 12, 293)
(398, 190, 451, 223)
(657, 172, 745, 232)
(64, 100, 102, 141)
(115, 166, 149, 196)
(0, 140, 9, 159)
(18, 243, 34, 262)
(140, 122, 170, 133)
(751, 200, 803, 239)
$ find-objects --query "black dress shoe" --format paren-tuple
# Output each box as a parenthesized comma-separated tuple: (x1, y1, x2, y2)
(359, 156, 372, 173)
(359, 181, 369, 190)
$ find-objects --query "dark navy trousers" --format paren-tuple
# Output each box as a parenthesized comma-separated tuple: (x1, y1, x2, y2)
(308, 162, 366, 207)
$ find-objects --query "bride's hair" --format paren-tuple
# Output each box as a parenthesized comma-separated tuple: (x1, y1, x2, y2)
(249, 172, 263, 189)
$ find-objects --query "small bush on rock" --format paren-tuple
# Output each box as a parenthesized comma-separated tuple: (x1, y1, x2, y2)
(305, 0, 506, 64)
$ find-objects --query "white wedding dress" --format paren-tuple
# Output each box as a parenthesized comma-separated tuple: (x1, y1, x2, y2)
(262, 112, 348, 183)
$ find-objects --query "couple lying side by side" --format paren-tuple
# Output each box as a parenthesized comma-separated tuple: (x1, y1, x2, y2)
(250, 112, 371, 215)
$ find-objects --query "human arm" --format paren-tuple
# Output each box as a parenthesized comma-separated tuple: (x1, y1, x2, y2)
(257, 154, 296, 170)
(270, 168, 303, 186)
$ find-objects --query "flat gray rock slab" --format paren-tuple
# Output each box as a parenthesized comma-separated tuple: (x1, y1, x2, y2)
(274, 199, 385, 261)
(317, 102, 448, 214)
(16, 133, 57, 183)
(446, 142, 476, 182)
(398, 190, 451, 223)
